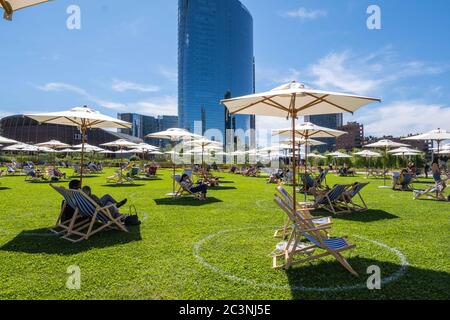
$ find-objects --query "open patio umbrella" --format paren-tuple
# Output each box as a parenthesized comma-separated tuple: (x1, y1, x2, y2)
(101, 139, 138, 180)
(222, 81, 379, 210)
(273, 123, 347, 199)
(35, 140, 70, 167)
(364, 139, 409, 188)
(147, 128, 201, 196)
(183, 138, 222, 170)
(26, 106, 131, 185)
(0, 136, 17, 144)
(403, 129, 450, 159)
(0, 0, 51, 20)
(354, 150, 382, 177)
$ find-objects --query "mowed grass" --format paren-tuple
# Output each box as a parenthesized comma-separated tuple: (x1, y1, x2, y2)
(0, 167, 449, 300)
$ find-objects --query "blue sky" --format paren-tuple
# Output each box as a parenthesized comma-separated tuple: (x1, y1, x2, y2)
(1, 0, 449, 137)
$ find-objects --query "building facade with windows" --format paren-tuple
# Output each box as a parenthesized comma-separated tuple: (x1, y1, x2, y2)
(178, 0, 256, 147)
(0, 115, 140, 146)
(336, 122, 364, 151)
(304, 114, 344, 152)
(118, 113, 179, 147)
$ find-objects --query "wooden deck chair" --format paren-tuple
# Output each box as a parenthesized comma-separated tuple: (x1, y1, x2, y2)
(50, 185, 91, 236)
(274, 186, 333, 239)
(173, 175, 202, 198)
(392, 172, 413, 191)
(340, 182, 370, 212)
(313, 184, 350, 214)
(61, 189, 128, 243)
(273, 195, 358, 276)
(107, 165, 135, 184)
(413, 180, 448, 201)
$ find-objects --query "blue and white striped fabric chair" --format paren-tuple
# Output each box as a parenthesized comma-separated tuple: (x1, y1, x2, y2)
(60, 189, 128, 242)
(51, 185, 128, 242)
(314, 184, 349, 214)
(50, 185, 88, 236)
(273, 194, 358, 276)
(339, 182, 369, 212)
(274, 186, 333, 239)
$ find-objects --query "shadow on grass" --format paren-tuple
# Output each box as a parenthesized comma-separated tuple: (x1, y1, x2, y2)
(312, 209, 399, 222)
(0, 225, 142, 255)
(285, 257, 450, 299)
(210, 186, 237, 191)
(0, 187, 11, 190)
(134, 177, 163, 181)
(27, 180, 69, 185)
(154, 197, 223, 206)
(217, 180, 235, 184)
(101, 184, 146, 188)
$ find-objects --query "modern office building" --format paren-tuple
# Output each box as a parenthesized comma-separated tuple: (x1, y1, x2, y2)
(178, 0, 256, 147)
(0, 114, 141, 146)
(117, 113, 179, 147)
(305, 114, 344, 152)
(336, 122, 364, 151)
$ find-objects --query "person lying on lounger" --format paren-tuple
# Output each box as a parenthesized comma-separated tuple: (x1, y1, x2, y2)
(180, 173, 208, 201)
(81, 186, 127, 218)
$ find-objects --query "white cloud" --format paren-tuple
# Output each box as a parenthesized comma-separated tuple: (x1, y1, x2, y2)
(112, 80, 160, 93)
(308, 49, 447, 95)
(354, 100, 450, 137)
(281, 7, 327, 20)
(128, 96, 178, 117)
(159, 66, 178, 83)
(37, 82, 126, 111)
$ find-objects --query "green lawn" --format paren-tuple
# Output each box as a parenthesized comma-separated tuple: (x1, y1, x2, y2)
(0, 168, 449, 300)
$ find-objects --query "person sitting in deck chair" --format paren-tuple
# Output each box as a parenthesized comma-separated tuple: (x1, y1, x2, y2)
(413, 160, 448, 201)
(60, 180, 81, 222)
(81, 186, 128, 218)
(180, 173, 208, 201)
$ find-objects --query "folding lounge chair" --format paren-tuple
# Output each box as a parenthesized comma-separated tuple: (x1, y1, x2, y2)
(273, 195, 358, 275)
(274, 186, 333, 238)
(413, 181, 448, 201)
(107, 165, 135, 184)
(173, 175, 203, 199)
(50, 185, 91, 236)
(59, 189, 128, 243)
(392, 173, 413, 191)
(314, 184, 350, 214)
(299, 173, 315, 193)
(338, 182, 370, 212)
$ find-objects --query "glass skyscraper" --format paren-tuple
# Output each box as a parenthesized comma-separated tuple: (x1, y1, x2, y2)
(305, 114, 344, 152)
(178, 0, 255, 146)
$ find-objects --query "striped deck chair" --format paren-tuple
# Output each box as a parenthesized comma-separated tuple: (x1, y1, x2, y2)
(50, 185, 90, 236)
(339, 182, 370, 212)
(314, 184, 349, 214)
(273, 195, 357, 276)
(392, 172, 413, 191)
(106, 165, 135, 184)
(173, 175, 202, 198)
(274, 186, 332, 239)
(299, 173, 315, 192)
(60, 189, 128, 243)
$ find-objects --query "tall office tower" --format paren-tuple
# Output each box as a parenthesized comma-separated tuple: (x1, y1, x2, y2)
(178, 0, 256, 147)
(304, 114, 344, 152)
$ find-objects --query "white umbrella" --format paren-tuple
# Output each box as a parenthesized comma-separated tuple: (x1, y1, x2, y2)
(0, 135, 17, 144)
(223, 81, 380, 211)
(392, 152, 422, 157)
(354, 150, 382, 177)
(307, 153, 327, 159)
(273, 122, 347, 197)
(72, 143, 104, 152)
(1, 0, 51, 20)
(388, 147, 421, 155)
(26, 106, 131, 185)
(328, 151, 353, 158)
(99, 150, 115, 154)
(364, 139, 409, 187)
(58, 148, 77, 153)
(101, 139, 139, 179)
(35, 140, 70, 149)
(184, 138, 223, 168)
(147, 129, 203, 196)
(403, 129, 450, 157)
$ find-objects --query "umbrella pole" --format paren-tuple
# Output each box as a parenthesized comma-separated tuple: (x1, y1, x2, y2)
(80, 124, 86, 186)
(290, 97, 297, 212)
(304, 137, 309, 201)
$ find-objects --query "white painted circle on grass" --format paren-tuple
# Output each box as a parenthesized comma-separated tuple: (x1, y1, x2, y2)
(193, 227, 409, 292)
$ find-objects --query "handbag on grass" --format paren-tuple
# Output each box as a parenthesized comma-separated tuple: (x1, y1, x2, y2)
(125, 205, 141, 226)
